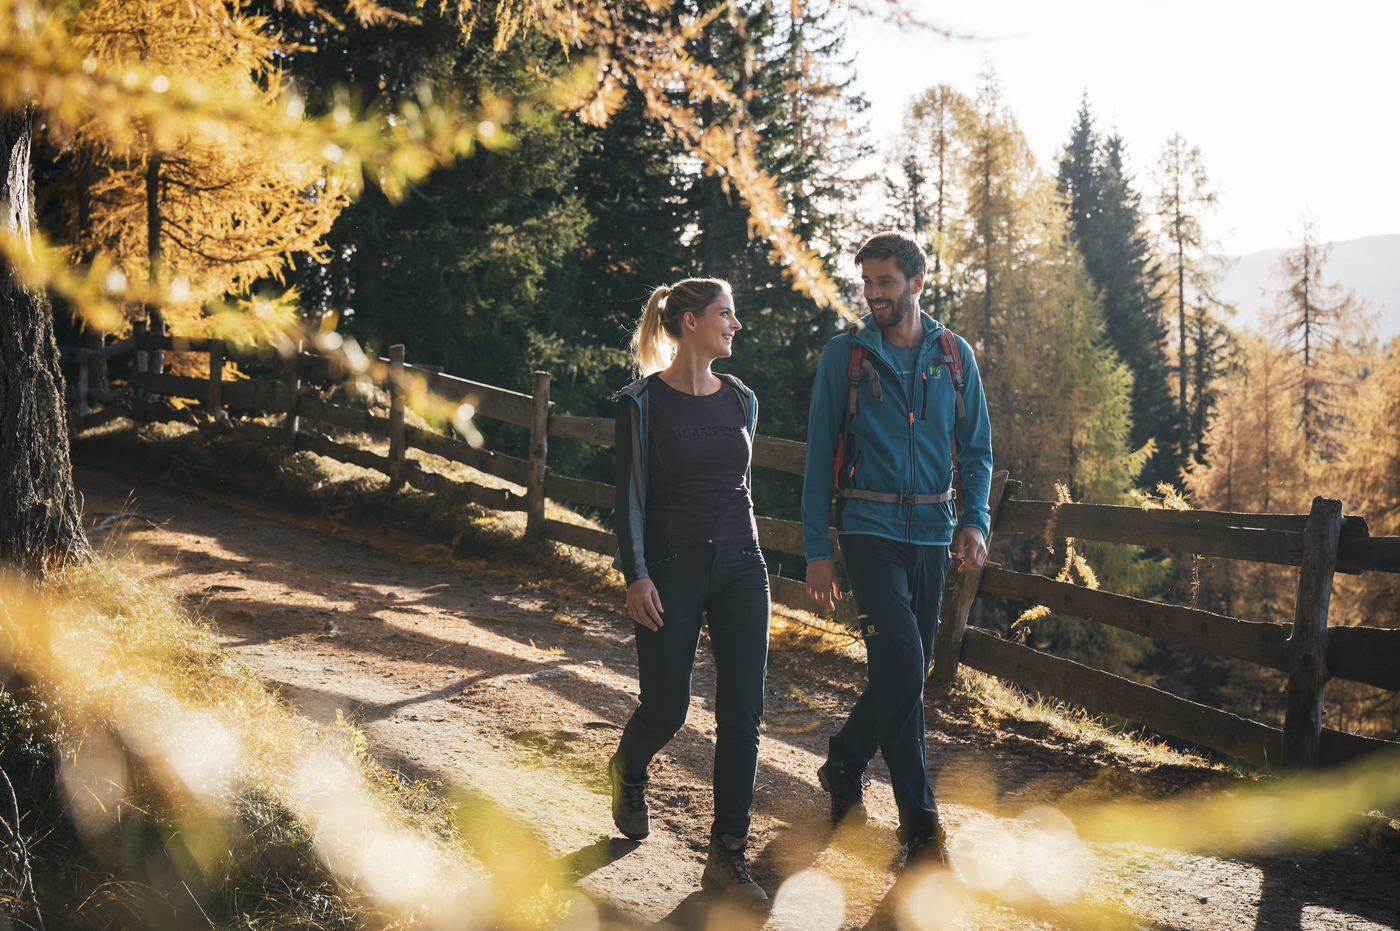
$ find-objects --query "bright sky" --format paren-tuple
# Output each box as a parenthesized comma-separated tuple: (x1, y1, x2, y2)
(844, 0, 1400, 256)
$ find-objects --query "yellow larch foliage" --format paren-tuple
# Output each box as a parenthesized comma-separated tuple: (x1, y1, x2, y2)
(1, 0, 483, 336)
(55, 0, 348, 336)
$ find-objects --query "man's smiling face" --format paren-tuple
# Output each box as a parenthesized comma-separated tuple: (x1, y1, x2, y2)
(860, 254, 922, 331)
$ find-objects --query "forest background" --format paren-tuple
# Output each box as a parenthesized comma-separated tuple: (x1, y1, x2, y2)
(26, 0, 1400, 744)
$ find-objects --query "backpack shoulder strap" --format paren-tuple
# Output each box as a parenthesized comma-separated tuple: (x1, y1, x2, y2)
(833, 324, 881, 488)
(939, 327, 967, 419)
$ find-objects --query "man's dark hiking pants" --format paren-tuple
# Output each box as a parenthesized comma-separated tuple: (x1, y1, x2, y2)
(826, 533, 950, 841)
(616, 542, 770, 840)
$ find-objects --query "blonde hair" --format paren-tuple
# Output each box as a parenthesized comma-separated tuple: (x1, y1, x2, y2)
(630, 278, 731, 376)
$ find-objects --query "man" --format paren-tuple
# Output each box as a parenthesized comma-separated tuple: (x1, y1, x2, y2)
(802, 230, 993, 870)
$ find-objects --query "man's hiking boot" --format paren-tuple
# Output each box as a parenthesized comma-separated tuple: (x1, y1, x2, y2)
(608, 754, 649, 840)
(701, 834, 769, 904)
(901, 823, 967, 899)
(884, 825, 967, 928)
(904, 825, 952, 871)
(817, 760, 869, 827)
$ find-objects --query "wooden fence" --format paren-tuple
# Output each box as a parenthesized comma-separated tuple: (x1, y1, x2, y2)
(63, 330, 1400, 771)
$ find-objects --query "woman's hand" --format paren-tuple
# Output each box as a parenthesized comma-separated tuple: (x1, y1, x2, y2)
(627, 579, 665, 631)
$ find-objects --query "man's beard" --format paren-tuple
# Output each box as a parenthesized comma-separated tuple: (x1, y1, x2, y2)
(873, 281, 916, 330)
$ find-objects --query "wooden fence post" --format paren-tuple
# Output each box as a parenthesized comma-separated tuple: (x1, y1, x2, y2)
(931, 470, 1012, 689)
(133, 320, 148, 401)
(1282, 495, 1344, 768)
(76, 348, 91, 422)
(388, 344, 406, 488)
(285, 340, 302, 453)
(150, 309, 166, 375)
(525, 370, 551, 538)
(206, 338, 225, 418)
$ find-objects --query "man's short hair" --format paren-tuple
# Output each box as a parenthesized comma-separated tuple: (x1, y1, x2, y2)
(854, 231, 926, 282)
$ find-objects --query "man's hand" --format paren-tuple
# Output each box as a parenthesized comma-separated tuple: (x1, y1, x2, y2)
(953, 527, 987, 573)
(806, 558, 841, 612)
(626, 579, 665, 631)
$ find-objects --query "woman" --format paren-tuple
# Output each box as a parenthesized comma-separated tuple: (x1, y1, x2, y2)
(608, 278, 770, 903)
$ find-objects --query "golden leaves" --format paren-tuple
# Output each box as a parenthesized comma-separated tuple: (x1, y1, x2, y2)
(4, 0, 503, 335)
(1015, 482, 1099, 630)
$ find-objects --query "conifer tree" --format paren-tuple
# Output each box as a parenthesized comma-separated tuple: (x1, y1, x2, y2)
(54, 0, 348, 335)
(1176, 331, 1313, 722)
(885, 85, 966, 318)
(1152, 133, 1229, 464)
(681, 0, 867, 502)
(1263, 213, 1375, 454)
(1057, 100, 1182, 486)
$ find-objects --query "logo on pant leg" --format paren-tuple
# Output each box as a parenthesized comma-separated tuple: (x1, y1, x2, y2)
(858, 614, 877, 637)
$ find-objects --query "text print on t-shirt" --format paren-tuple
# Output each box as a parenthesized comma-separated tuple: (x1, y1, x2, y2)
(670, 425, 747, 437)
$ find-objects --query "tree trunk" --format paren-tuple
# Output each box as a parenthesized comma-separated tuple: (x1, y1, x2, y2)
(0, 107, 90, 577)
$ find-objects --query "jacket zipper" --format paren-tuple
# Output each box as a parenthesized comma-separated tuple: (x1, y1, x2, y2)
(921, 369, 929, 420)
(906, 409, 915, 542)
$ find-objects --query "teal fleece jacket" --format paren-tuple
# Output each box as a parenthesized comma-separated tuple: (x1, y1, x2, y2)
(801, 312, 994, 562)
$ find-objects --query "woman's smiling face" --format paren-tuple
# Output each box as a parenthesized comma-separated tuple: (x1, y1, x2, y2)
(683, 289, 740, 360)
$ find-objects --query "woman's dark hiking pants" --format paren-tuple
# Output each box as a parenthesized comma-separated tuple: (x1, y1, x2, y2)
(827, 533, 950, 841)
(615, 542, 770, 840)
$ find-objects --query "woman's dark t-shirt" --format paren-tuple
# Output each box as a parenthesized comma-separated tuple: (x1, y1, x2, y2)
(645, 376, 757, 548)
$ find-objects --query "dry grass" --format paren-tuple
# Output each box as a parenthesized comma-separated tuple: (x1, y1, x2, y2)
(0, 546, 615, 929)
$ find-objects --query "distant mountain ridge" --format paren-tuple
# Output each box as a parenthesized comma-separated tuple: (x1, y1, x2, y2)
(1216, 234, 1399, 342)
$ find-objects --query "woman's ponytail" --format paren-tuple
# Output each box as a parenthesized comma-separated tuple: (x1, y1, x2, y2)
(632, 285, 676, 377)
(629, 278, 731, 377)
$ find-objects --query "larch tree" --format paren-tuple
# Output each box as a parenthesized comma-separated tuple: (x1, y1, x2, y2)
(1058, 100, 1182, 487)
(52, 0, 350, 344)
(1187, 331, 1309, 617)
(1, 106, 89, 576)
(954, 69, 1024, 356)
(932, 70, 1152, 674)
(1152, 132, 1228, 464)
(0, 0, 482, 577)
(1263, 213, 1375, 453)
(1324, 342, 1400, 736)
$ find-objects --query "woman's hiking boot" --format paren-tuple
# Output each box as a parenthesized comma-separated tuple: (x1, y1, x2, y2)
(701, 834, 769, 904)
(608, 754, 650, 840)
(816, 760, 869, 827)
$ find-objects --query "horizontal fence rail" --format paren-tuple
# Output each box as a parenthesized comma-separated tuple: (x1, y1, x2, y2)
(60, 329, 1400, 771)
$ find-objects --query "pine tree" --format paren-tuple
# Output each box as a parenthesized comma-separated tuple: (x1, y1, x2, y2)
(1057, 100, 1183, 487)
(1152, 133, 1229, 464)
(1263, 213, 1375, 453)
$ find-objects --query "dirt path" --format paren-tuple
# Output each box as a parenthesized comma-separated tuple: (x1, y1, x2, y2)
(75, 463, 1400, 931)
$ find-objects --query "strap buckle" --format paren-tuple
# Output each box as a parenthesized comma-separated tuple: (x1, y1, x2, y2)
(899, 493, 917, 507)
